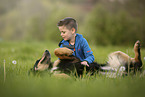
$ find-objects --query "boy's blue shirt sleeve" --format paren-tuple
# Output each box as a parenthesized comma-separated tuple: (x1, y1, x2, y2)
(80, 38, 95, 64)
(75, 34, 94, 64)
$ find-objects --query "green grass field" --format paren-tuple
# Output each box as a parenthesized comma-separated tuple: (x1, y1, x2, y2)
(0, 41, 145, 97)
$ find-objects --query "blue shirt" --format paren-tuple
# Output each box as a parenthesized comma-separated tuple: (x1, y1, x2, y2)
(59, 33, 95, 64)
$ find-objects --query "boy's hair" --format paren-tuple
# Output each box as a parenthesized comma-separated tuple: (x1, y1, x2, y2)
(57, 17, 77, 33)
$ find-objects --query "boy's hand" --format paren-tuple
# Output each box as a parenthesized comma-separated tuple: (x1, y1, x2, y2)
(81, 61, 89, 67)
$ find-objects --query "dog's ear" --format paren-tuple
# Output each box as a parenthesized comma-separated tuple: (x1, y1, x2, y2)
(33, 59, 40, 69)
(54, 47, 74, 59)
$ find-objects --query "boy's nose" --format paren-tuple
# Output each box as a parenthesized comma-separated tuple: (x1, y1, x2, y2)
(61, 33, 63, 36)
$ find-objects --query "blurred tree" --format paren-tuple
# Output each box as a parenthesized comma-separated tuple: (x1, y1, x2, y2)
(0, 0, 145, 47)
(0, 0, 19, 14)
(83, 0, 145, 46)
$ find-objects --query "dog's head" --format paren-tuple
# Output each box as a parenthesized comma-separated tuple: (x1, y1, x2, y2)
(28, 50, 52, 75)
(35, 50, 51, 71)
(40, 50, 51, 64)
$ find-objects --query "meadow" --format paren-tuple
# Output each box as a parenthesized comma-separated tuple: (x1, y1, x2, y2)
(0, 41, 145, 97)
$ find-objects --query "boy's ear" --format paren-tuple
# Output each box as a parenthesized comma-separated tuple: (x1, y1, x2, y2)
(71, 28, 76, 34)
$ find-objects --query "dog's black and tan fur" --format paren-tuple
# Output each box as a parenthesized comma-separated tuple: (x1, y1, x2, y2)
(56, 57, 103, 76)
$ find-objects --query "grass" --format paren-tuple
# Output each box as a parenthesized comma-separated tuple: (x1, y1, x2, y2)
(0, 40, 145, 97)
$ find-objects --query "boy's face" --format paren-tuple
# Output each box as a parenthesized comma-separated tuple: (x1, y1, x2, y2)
(58, 26, 75, 41)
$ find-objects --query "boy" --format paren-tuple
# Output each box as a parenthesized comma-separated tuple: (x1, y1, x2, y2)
(53, 17, 94, 68)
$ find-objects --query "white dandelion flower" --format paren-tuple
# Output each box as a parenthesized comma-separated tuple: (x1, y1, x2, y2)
(144, 57, 145, 60)
(12, 60, 17, 64)
(119, 66, 126, 72)
(11, 48, 15, 52)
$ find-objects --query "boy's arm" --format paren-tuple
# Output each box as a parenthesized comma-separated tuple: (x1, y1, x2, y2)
(81, 38, 95, 64)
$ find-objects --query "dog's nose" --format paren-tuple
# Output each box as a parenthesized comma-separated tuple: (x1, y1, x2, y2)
(45, 50, 50, 53)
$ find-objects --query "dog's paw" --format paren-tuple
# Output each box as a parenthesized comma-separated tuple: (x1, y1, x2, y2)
(54, 47, 74, 59)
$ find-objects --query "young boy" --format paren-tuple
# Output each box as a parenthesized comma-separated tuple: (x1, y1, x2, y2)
(53, 17, 94, 68)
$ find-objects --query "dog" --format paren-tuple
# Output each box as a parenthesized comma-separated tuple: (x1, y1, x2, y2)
(29, 48, 104, 77)
(29, 40, 143, 77)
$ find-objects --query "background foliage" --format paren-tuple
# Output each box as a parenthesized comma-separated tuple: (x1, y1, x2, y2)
(83, 0, 145, 46)
(0, 0, 145, 46)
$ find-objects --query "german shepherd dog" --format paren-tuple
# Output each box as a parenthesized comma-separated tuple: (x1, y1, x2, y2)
(29, 40, 143, 77)
(28, 50, 104, 76)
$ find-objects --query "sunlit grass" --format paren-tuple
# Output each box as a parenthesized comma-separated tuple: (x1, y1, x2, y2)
(0, 41, 145, 97)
